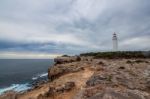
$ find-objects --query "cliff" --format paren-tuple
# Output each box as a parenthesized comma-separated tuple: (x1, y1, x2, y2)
(1, 52, 150, 99)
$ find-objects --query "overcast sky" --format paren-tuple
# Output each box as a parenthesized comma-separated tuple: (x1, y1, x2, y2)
(0, 0, 150, 58)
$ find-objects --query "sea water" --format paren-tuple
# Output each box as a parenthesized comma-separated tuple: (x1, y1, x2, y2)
(0, 59, 54, 94)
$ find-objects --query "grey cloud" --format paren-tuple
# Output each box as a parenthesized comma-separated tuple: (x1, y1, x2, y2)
(0, 0, 150, 57)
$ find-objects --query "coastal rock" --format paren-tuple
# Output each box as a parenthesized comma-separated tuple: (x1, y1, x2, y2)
(48, 65, 83, 81)
(87, 88, 150, 99)
(1, 54, 150, 99)
(48, 63, 84, 81)
(55, 82, 75, 92)
(86, 73, 112, 86)
(82, 58, 150, 99)
(38, 82, 75, 98)
(45, 87, 55, 97)
(54, 56, 81, 64)
(0, 91, 18, 99)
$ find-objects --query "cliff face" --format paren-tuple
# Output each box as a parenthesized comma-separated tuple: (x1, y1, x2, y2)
(1, 56, 150, 99)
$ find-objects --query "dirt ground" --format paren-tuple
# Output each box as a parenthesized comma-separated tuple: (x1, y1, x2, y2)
(18, 67, 94, 99)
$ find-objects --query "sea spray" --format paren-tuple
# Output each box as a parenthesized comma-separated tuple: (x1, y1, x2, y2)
(0, 83, 31, 95)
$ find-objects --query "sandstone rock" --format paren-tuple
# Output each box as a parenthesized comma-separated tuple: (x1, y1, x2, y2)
(48, 66, 65, 81)
(37, 94, 46, 99)
(0, 91, 18, 99)
(41, 82, 75, 98)
(63, 82, 75, 91)
(87, 88, 150, 99)
(48, 64, 84, 81)
(113, 72, 147, 90)
(2, 58, 150, 99)
(54, 56, 81, 64)
(86, 73, 112, 86)
(55, 82, 75, 93)
(46, 87, 55, 97)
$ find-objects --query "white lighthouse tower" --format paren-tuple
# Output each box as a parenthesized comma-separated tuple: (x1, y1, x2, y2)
(112, 32, 118, 51)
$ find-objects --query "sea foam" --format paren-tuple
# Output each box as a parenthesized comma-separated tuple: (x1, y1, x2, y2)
(0, 83, 31, 95)
(32, 73, 48, 80)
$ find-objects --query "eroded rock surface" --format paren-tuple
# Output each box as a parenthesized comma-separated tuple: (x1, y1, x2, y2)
(48, 62, 84, 81)
(54, 56, 81, 64)
(80, 59, 150, 99)
(37, 82, 75, 99)
(48, 57, 150, 99)
(1, 56, 150, 99)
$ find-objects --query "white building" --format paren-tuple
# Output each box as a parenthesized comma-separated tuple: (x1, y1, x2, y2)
(112, 32, 118, 51)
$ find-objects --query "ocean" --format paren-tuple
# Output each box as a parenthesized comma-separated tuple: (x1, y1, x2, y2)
(0, 59, 54, 94)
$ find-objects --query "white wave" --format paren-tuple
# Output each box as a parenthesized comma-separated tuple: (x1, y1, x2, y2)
(32, 73, 48, 80)
(0, 83, 31, 95)
(39, 73, 48, 78)
(32, 77, 38, 80)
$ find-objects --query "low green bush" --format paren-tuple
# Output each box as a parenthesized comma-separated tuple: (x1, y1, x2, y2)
(80, 51, 150, 59)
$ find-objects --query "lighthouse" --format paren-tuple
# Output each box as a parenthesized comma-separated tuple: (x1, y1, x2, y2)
(112, 32, 118, 51)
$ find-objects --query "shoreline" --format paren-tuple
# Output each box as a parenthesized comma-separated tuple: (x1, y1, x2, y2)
(0, 59, 54, 95)
(0, 72, 49, 95)
(1, 51, 150, 99)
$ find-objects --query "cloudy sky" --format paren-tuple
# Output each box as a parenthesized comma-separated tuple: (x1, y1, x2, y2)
(0, 0, 150, 58)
